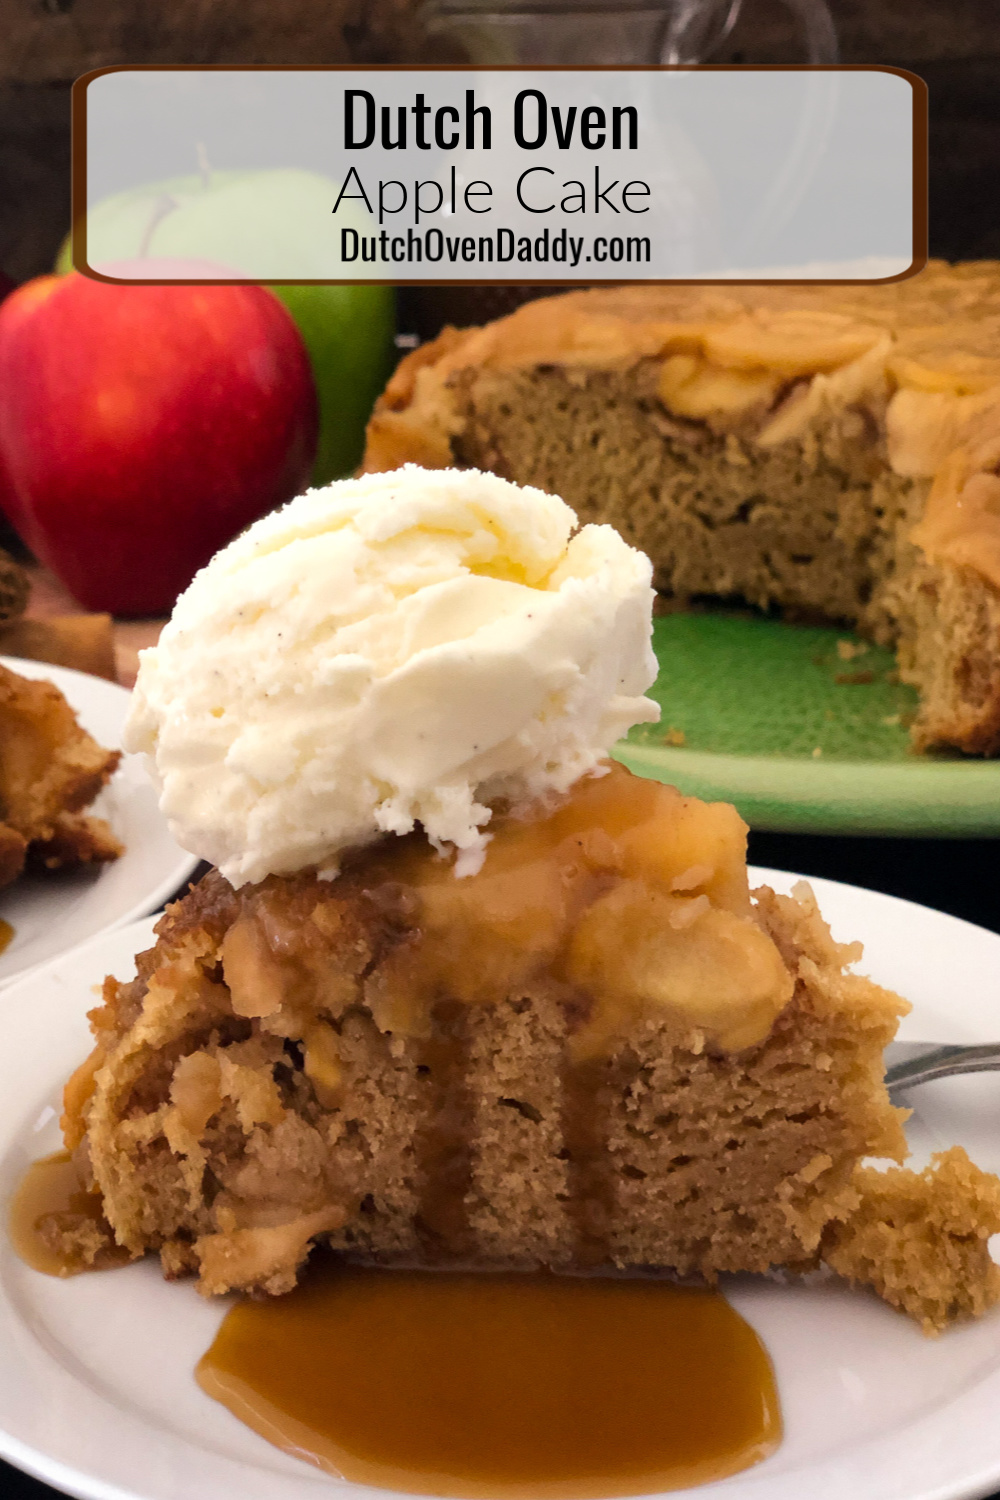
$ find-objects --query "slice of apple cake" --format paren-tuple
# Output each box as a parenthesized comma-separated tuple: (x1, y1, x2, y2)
(0, 662, 122, 887)
(55, 764, 1000, 1333)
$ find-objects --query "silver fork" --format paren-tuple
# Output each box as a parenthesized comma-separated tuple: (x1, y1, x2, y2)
(884, 1041, 1000, 1096)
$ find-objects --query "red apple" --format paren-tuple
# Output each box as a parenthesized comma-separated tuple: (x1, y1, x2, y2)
(0, 270, 15, 522)
(0, 266, 318, 615)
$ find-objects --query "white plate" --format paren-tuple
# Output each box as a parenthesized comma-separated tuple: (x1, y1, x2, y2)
(2, 874, 1000, 1500)
(0, 656, 198, 986)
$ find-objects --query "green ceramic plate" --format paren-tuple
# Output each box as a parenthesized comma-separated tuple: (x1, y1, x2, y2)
(614, 612, 1000, 836)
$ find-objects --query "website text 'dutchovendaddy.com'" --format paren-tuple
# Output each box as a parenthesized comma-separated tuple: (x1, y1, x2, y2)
(340, 226, 650, 267)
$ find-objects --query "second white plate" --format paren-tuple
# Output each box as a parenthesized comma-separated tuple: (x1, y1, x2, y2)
(0, 656, 198, 986)
(1, 875, 1000, 1500)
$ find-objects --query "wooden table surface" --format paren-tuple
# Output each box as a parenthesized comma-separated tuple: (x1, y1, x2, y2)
(23, 564, 164, 689)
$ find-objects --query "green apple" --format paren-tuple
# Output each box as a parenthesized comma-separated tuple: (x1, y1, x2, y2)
(274, 282, 394, 483)
(61, 168, 367, 279)
(57, 168, 396, 483)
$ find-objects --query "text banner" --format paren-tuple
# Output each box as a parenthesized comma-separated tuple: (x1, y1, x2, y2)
(75, 67, 922, 283)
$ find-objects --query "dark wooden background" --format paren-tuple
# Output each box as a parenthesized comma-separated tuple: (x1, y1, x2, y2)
(1, 0, 999, 283)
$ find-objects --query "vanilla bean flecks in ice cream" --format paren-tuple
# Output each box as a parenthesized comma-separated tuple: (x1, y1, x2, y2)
(124, 465, 659, 885)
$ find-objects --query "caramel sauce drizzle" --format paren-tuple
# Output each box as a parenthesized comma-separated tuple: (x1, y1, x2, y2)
(197, 1264, 783, 1498)
(413, 999, 475, 1261)
(8, 1150, 128, 1276)
(561, 1055, 616, 1266)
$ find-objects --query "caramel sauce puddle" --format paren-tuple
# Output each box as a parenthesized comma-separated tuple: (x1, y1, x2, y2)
(8, 1150, 129, 1276)
(197, 1265, 782, 1497)
(10, 1156, 782, 1495)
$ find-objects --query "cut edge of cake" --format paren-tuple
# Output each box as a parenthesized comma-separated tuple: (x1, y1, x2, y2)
(50, 767, 1000, 1335)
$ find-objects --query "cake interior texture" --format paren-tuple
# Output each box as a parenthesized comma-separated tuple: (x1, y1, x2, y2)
(363, 266, 1000, 753)
(54, 765, 1000, 1333)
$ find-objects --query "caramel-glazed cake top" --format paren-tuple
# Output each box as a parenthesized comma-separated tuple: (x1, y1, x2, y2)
(378, 264, 1000, 397)
(363, 262, 1000, 596)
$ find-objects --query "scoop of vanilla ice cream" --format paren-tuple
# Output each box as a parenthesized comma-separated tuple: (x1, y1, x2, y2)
(125, 465, 660, 886)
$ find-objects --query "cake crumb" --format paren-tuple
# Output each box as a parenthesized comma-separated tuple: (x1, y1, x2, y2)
(825, 1148, 1000, 1334)
(881, 714, 901, 727)
(836, 640, 869, 661)
(812, 746, 823, 758)
(835, 670, 876, 685)
(663, 727, 686, 747)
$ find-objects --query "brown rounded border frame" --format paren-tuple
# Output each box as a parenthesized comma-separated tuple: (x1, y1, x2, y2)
(69, 63, 928, 288)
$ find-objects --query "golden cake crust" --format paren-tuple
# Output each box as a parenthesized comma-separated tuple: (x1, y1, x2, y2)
(367, 265, 1000, 483)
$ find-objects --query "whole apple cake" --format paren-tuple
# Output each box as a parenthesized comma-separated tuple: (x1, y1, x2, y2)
(362, 263, 1000, 754)
(57, 764, 1000, 1334)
